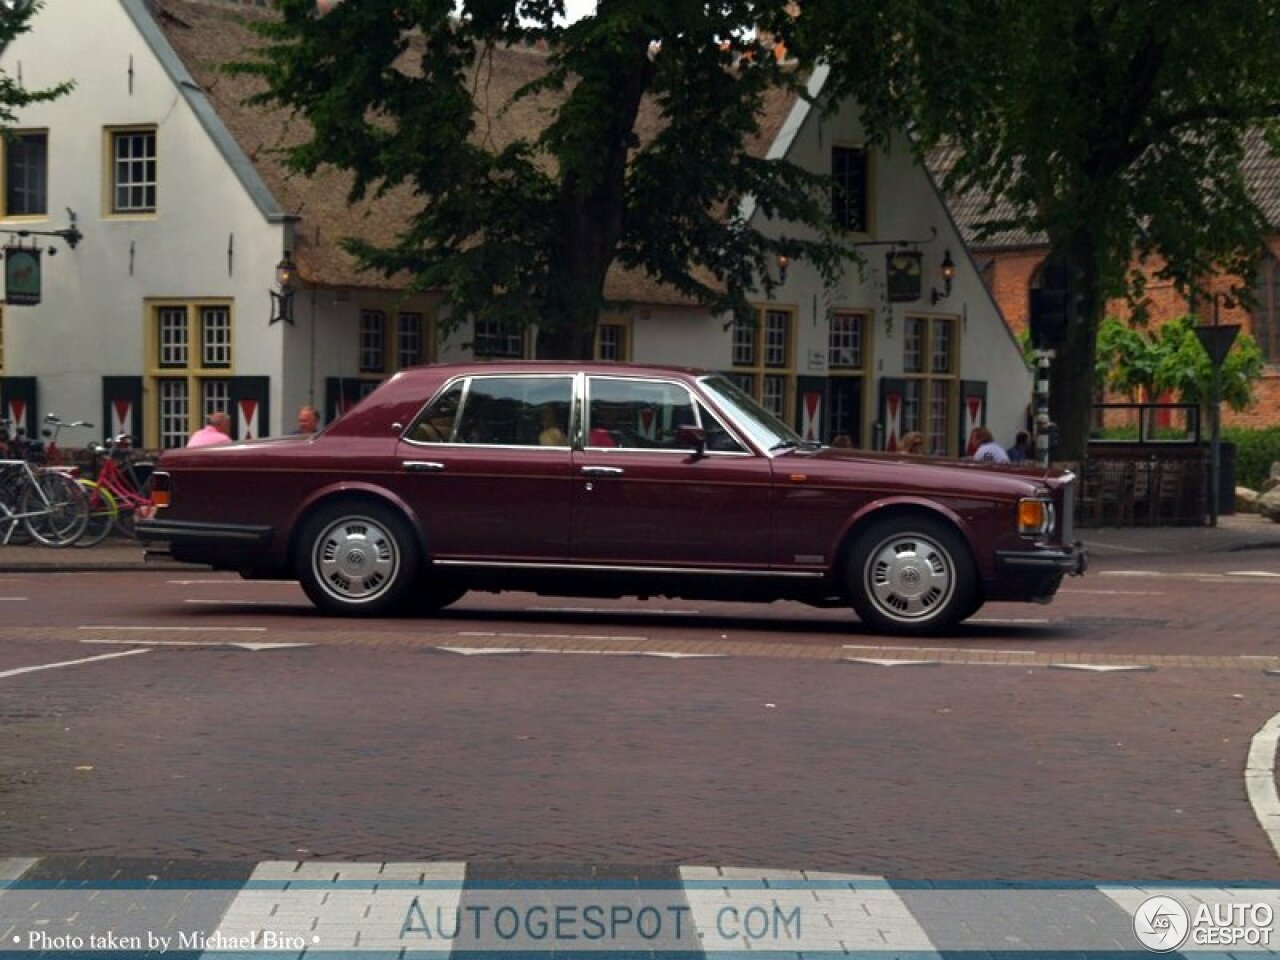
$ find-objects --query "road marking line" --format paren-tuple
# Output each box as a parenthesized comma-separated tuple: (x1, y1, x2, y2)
(78, 624, 268, 633)
(1059, 588, 1166, 596)
(1247, 712, 1280, 861)
(527, 605, 701, 615)
(183, 599, 303, 607)
(1228, 570, 1280, 578)
(457, 630, 649, 642)
(845, 644, 1037, 655)
(0, 648, 149, 680)
(844, 657, 941, 667)
(79, 638, 311, 651)
(968, 617, 1052, 624)
(1048, 663, 1154, 673)
(0, 596, 28, 600)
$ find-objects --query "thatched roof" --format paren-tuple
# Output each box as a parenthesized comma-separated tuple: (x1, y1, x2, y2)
(928, 132, 1280, 252)
(151, 0, 801, 306)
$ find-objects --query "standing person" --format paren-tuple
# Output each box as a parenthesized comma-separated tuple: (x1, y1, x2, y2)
(296, 404, 320, 435)
(970, 426, 1010, 463)
(188, 411, 232, 448)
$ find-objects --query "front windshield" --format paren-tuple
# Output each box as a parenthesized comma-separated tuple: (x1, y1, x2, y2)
(699, 374, 805, 453)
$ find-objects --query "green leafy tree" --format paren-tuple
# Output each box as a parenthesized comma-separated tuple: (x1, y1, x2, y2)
(234, 0, 849, 359)
(1095, 313, 1263, 419)
(799, 0, 1280, 459)
(0, 1, 73, 126)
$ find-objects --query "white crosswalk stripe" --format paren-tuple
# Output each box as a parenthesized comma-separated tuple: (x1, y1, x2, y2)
(4, 858, 1280, 956)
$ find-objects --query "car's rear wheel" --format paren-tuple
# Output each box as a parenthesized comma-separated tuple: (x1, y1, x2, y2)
(296, 500, 420, 616)
(847, 515, 976, 635)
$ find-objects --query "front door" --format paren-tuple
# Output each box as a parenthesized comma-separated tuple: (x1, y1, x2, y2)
(570, 376, 772, 569)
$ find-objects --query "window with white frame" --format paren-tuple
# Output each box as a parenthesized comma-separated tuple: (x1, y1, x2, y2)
(3, 131, 47, 218)
(397, 312, 423, 368)
(829, 311, 866, 370)
(109, 128, 157, 214)
(903, 314, 957, 454)
(474, 317, 525, 359)
(732, 306, 794, 420)
(157, 379, 189, 450)
(147, 301, 233, 448)
(360, 310, 386, 372)
(831, 146, 869, 234)
(202, 306, 231, 368)
(596, 321, 630, 362)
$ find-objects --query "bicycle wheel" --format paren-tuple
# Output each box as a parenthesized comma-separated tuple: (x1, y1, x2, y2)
(20, 470, 89, 547)
(0, 468, 31, 545)
(73, 480, 119, 548)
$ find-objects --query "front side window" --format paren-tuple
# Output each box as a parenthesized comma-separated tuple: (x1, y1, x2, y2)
(4, 131, 47, 217)
(587, 378, 698, 451)
(110, 128, 157, 214)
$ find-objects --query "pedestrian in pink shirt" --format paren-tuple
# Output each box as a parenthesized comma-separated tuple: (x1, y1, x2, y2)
(187, 411, 232, 447)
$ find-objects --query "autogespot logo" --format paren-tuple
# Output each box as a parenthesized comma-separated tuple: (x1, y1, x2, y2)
(1134, 895, 1190, 952)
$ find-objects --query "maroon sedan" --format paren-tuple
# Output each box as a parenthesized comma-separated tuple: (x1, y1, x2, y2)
(138, 363, 1085, 635)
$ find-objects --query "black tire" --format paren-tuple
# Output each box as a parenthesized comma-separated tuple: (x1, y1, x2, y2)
(846, 514, 977, 635)
(295, 500, 420, 616)
(401, 579, 468, 615)
(74, 481, 119, 548)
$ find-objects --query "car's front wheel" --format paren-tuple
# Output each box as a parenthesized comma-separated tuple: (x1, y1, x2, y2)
(847, 515, 976, 635)
(297, 500, 420, 616)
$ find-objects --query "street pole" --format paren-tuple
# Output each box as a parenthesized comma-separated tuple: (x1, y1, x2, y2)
(1193, 301, 1240, 529)
(1033, 349, 1053, 466)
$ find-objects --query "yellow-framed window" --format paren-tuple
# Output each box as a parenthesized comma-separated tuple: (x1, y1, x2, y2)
(2, 130, 48, 219)
(144, 300, 234, 448)
(473, 316, 529, 359)
(902, 314, 958, 455)
(594, 317, 632, 362)
(105, 126, 157, 216)
(359, 308, 437, 375)
(731, 305, 795, 422)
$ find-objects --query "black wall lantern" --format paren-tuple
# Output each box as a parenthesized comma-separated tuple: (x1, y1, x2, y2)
(931, 249, 956, 304)
(269, 251, 296, 325)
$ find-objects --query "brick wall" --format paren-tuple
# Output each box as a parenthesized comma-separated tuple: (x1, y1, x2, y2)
(982, 246, 1280, 428)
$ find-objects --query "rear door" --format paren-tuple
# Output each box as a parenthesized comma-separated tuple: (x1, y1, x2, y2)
(395, 374, 574, 561)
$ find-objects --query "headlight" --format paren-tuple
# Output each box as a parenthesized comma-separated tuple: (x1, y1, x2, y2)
(1017, 498, 1055, 536)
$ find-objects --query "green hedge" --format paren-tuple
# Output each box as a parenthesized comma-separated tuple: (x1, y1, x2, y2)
(1224, 427, 1280, 490)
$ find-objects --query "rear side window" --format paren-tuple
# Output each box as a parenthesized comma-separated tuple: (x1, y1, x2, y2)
(410, 376, 573, 447)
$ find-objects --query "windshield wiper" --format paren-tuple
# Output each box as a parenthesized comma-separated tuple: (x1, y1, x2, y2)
(769, 440, 800, 452)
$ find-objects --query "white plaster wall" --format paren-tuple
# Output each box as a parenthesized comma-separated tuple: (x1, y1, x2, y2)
(1, 0, 286, 440)
(742, 88, 1034, 449)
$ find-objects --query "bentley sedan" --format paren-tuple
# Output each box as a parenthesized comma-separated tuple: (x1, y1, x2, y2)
(138, 363, 1085, 635)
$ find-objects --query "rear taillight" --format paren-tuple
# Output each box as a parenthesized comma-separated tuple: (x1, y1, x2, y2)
(150, 470, 171, 509)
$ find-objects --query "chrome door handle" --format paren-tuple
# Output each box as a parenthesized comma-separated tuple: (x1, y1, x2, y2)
(402, 461, 445, 472)
(580, 465, 624, 476)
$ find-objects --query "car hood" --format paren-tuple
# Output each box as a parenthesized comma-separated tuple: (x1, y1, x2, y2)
(789, 446, 1067, 497)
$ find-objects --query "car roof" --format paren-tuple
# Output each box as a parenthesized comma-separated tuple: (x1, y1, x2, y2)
(398, 360, 712, 379)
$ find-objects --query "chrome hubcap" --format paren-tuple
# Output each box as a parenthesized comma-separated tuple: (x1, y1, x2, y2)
(865, 532, 954, 621)
(313, 516, 399, 602)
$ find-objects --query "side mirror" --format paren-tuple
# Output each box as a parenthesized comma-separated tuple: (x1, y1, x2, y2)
(676, 425, 706, 459)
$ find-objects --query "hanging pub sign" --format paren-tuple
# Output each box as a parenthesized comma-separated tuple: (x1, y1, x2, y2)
(885, 249, 922, 303)
(4, 247, 42, 306)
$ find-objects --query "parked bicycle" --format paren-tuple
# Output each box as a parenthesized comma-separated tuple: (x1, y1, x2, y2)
(0, 457, 89, 547)
(85, 434, 155, 539)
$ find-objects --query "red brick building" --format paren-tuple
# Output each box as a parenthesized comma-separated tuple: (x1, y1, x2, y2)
(932, 139, 1280, 429)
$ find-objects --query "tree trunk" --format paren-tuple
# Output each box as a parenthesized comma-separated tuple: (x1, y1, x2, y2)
(1048, 234, 1101, 463)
